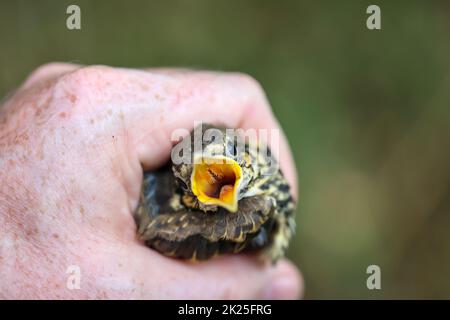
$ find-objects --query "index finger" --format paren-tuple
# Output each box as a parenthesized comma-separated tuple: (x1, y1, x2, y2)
(134, 68, 298, 198)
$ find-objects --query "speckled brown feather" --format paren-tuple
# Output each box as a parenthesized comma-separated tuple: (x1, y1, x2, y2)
(140, 196, 274, 243)
(135, 166, 279, 260)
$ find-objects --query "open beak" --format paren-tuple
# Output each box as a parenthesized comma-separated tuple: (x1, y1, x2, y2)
(191, 156, 242, 213)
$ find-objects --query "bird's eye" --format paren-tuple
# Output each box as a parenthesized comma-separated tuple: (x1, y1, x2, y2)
(177, 179, 188, 190)
(227, 140, 238, 156)
(232, 142, 238, 156)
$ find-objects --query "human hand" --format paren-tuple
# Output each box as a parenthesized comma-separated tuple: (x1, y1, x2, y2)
(0, 63, 302, 299)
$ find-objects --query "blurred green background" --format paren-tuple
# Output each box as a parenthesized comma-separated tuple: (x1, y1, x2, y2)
(1, 0, 450, 299)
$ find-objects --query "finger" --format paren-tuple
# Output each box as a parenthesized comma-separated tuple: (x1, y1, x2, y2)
(119, 244, 303, 299)
(116, 68, 297, 197)
(188, 256, 303, 300)
(147, 68, 297, 191)
(150, 70, 297, 196)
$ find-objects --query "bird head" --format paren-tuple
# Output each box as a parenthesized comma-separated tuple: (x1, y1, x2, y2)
(172, 125, 252, 213)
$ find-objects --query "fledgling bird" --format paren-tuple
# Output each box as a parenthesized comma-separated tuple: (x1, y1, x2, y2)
(135, 124, 296, 262)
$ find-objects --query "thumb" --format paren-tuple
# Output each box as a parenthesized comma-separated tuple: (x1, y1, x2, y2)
(127, 245, 303, 299)
(191, 256, 303, 299)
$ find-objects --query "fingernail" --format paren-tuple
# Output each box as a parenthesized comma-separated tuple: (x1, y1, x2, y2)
(263, 275, 300, 300)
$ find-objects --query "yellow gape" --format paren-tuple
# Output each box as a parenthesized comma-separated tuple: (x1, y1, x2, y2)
(191, 156, 242, 212)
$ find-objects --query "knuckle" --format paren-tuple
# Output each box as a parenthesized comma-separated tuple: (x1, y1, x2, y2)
(227, 72, 265, 96)
(29, 62, 71, 77)
(24, 62, 77, 87)
(58, 65, 115, 90)
(220, 72, 270, 110)
(52, 65, 117, 111)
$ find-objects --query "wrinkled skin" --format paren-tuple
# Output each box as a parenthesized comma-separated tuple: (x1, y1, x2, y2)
(0, 63, 302, 299)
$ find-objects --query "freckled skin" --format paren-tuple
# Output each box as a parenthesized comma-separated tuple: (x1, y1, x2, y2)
(0, 63, 302, 299)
